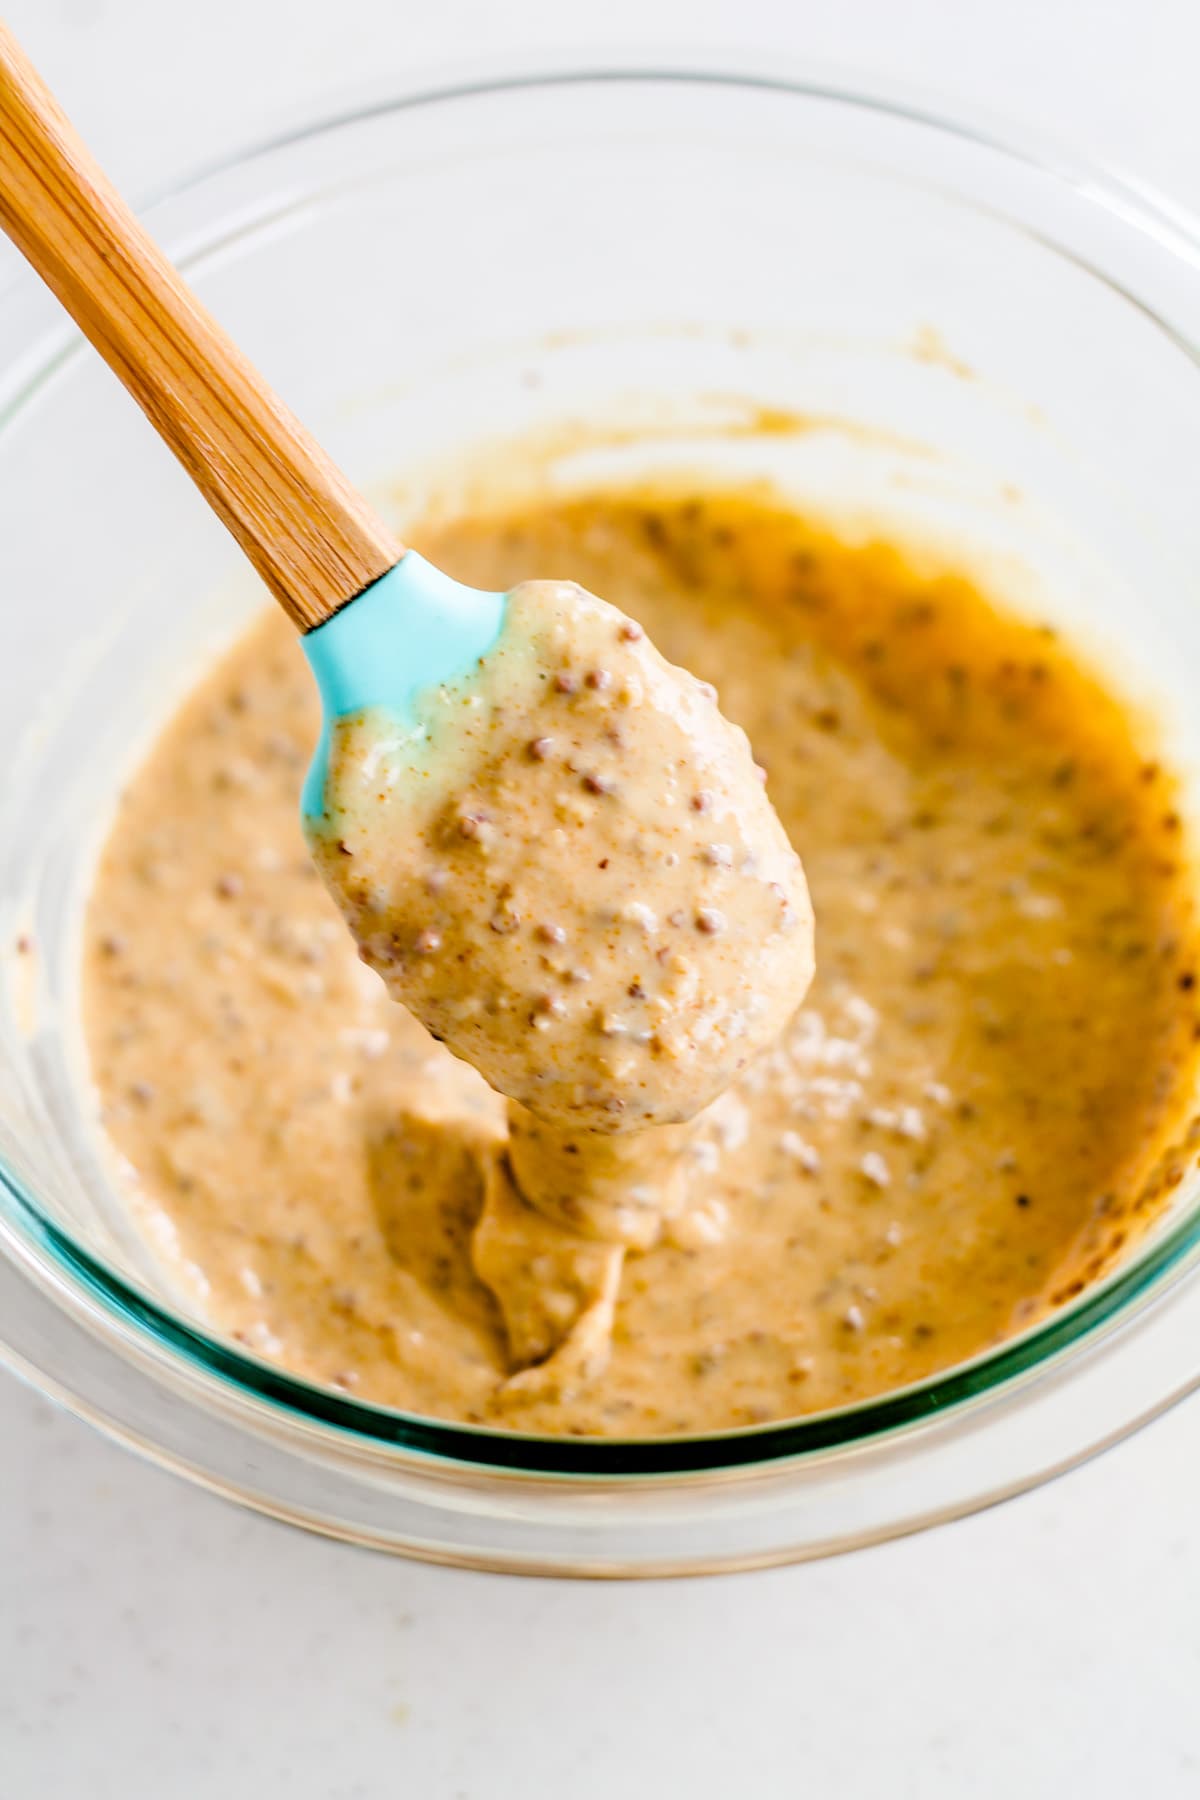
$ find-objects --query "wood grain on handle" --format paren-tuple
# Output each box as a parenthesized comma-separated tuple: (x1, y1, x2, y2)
(0, 24, 403, 631)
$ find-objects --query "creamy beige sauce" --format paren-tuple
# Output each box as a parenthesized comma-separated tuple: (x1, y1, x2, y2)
(302, 577, 814, 1379)
(309, 579, 813, 1134)
(84, 488, 1200, 1435)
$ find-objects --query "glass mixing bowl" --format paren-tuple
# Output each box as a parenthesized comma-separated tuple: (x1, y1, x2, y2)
(4, 66, 1200, 1576)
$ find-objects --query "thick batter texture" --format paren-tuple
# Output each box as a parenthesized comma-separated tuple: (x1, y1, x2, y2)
(309, 579, 811, 1134)
(304, 573, 816, 1385)
(84, 487, 1200, 1435)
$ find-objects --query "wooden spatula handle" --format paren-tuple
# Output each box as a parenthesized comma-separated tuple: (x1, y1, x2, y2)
(0, 24, 403, 631)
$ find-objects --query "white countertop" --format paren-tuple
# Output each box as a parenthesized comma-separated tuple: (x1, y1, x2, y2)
(4, 1, 1200, 1793)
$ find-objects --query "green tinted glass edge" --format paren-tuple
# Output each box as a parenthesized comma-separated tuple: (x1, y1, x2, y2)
(3, 1152, 1200, 1479)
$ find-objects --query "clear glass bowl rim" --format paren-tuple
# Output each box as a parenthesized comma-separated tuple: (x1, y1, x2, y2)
(3, 59, 1200, 1483)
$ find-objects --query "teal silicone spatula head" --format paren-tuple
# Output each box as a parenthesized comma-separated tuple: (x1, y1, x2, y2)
(300, 553, 506, 821)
